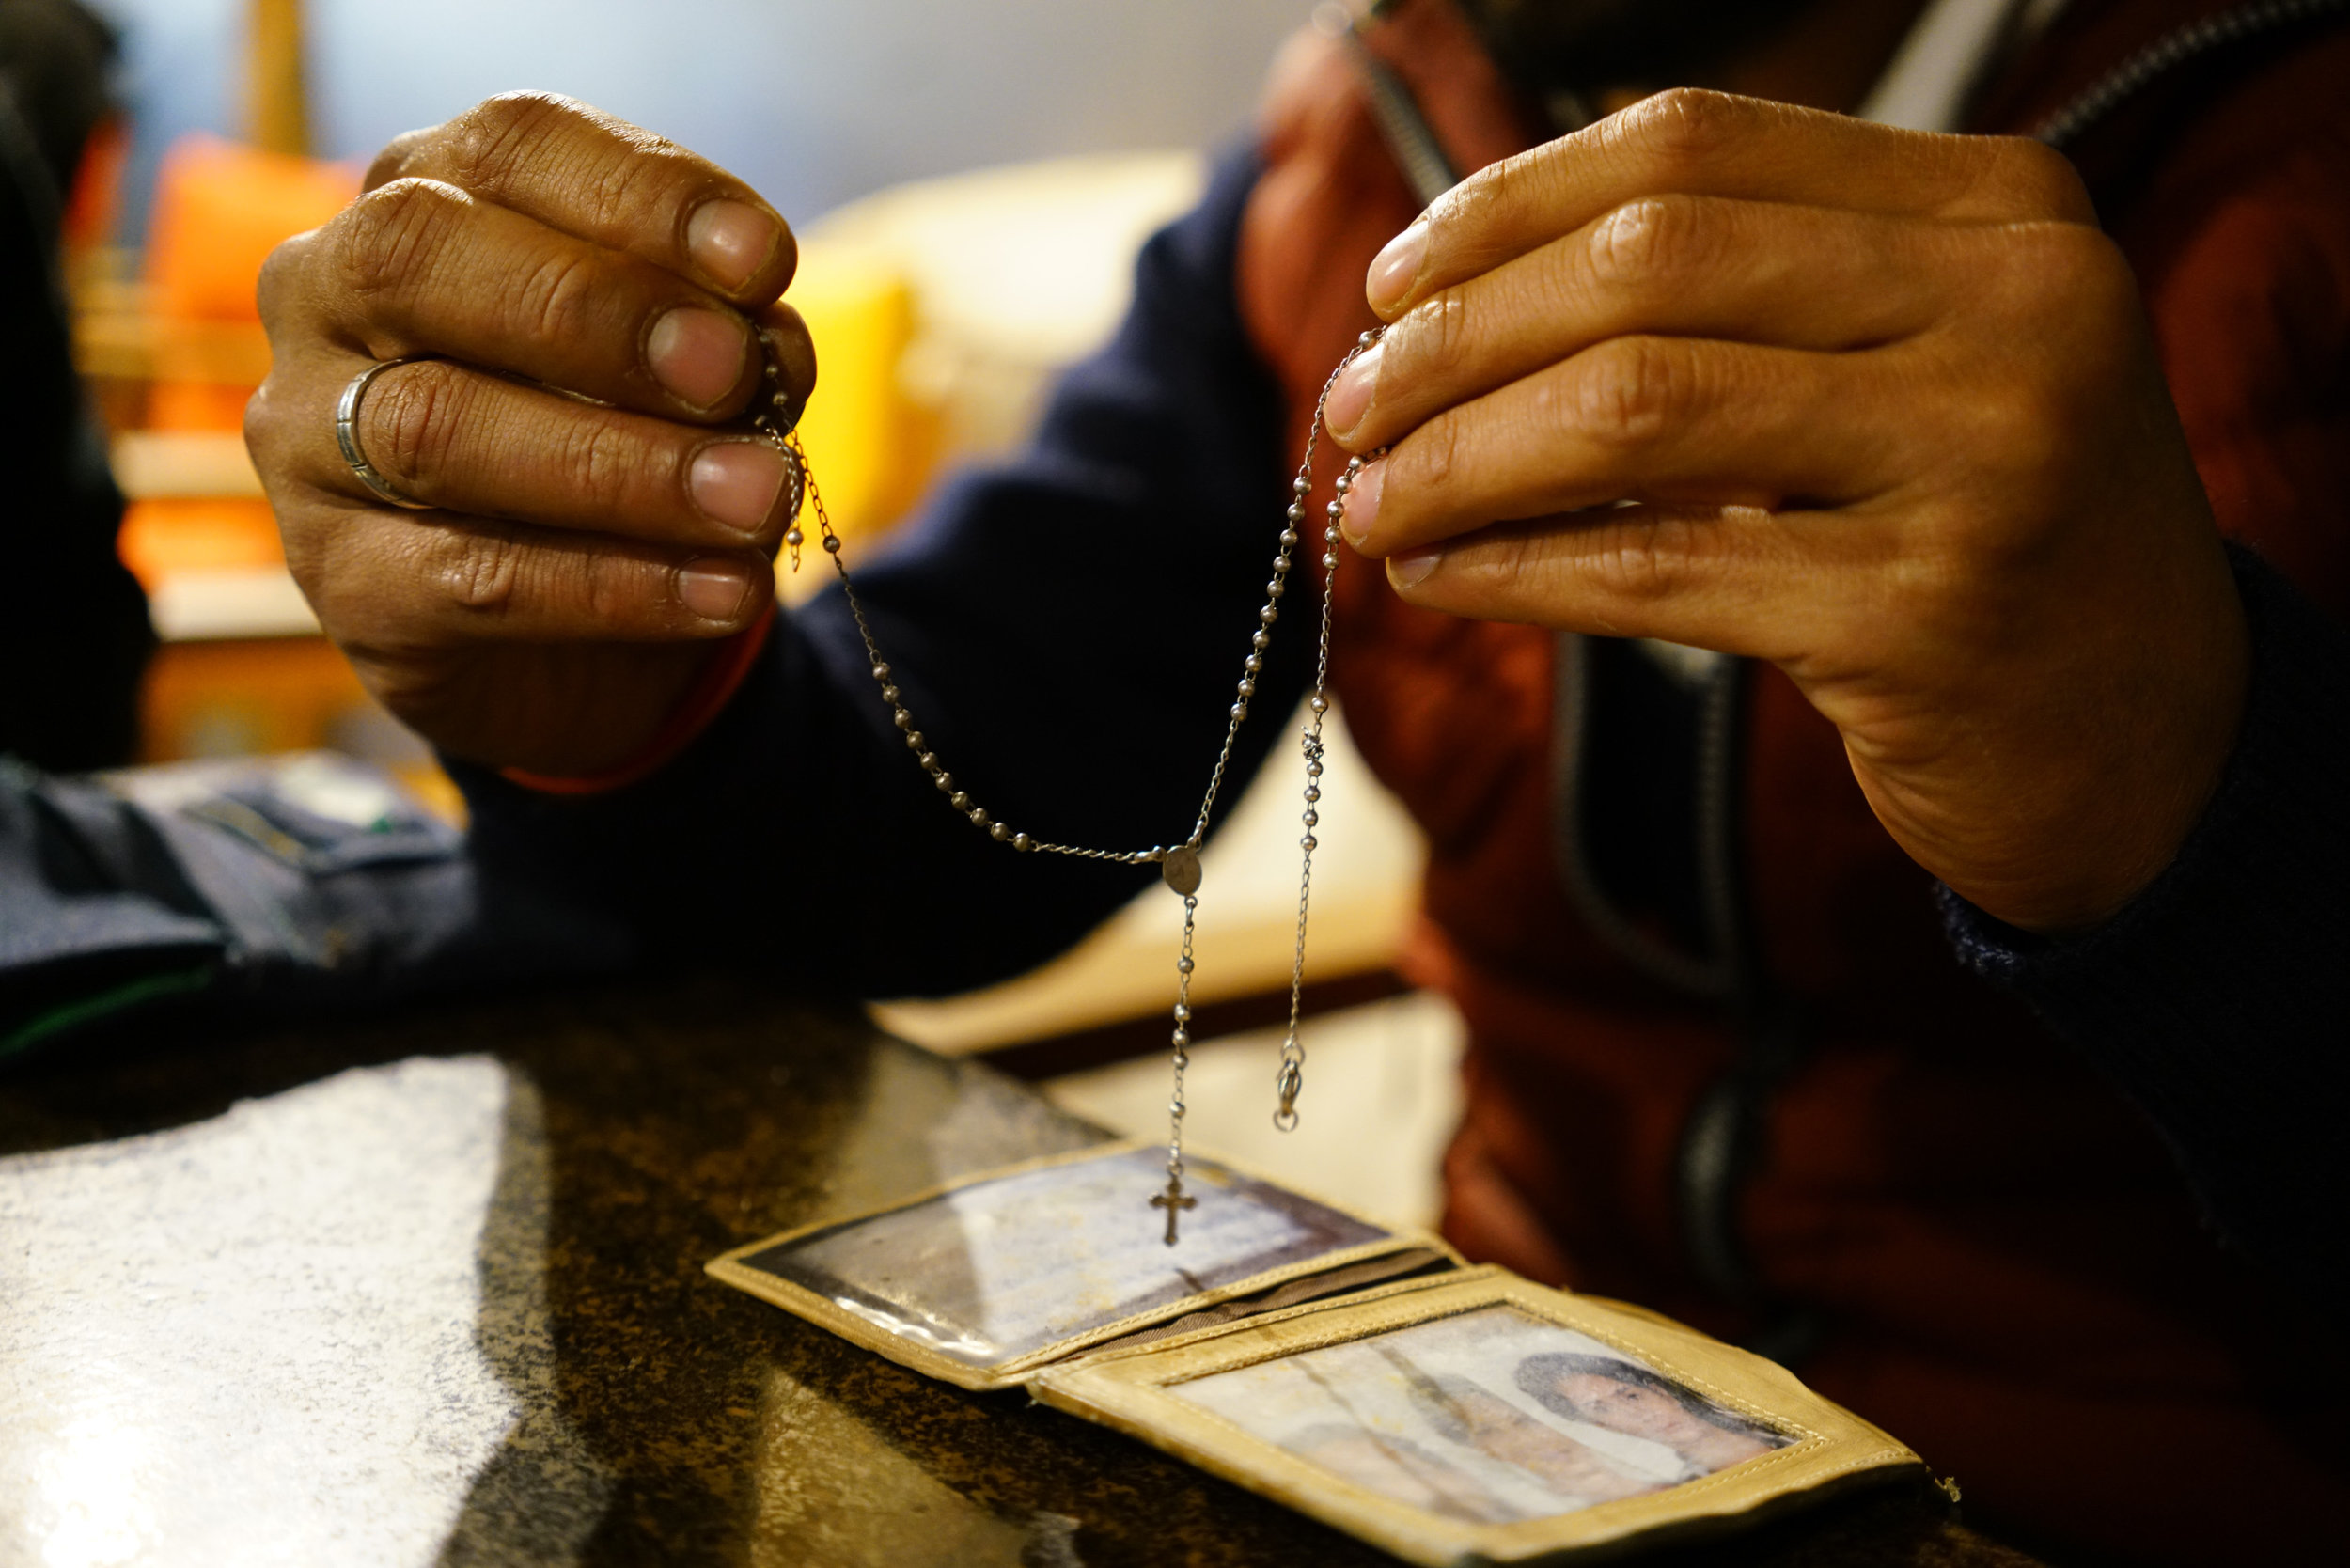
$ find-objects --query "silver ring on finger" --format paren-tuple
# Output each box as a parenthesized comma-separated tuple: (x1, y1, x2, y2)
(334, 356, 437, 510)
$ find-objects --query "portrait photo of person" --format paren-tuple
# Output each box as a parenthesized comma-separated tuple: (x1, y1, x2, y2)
(1512, 1352, 1788, 1480)
(1173, 1305, 1790, 1526)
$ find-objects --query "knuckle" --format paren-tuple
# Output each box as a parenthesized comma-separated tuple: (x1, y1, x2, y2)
(2041, 223, 2132, 300)
(362, 126, 434, 192)
(283, 534, 350, 623)
(366, 362, 467, 490)
(446, 90, 580, 196)
(1992, 373, 2083, 485)
(241, 379, 288, 472)
(1590, 512, 1691, 604)
(446, 90, 697, 234)
(1406, 406, 1466, 494)
(1443, 149, 1521, 226)
(1433, 145, 1542, 259)
(1615, 87, 1743, 173)
(443, 529, 522, 614)
(514, 245, 608, 347)
(1568, 337, 1691, 448)
(1586, 196, 1715, 289)
(333, 177, 463, 301)
(1982, 135, 2097, 222)
(1977, 224, 2138, 378)
(1932, 350, 2067, 510)
(552, 417, 643, 516)
(424, 522, 656, 631)
(1404, 290, 1476, 383)
(274, 525, 335, 619)
(254, 231, 315, 332)
(290, 529, 390, 642)
(1992, 222, 2100, 303)
(581, 552, 645, 625)
(576, 133, 692, 235)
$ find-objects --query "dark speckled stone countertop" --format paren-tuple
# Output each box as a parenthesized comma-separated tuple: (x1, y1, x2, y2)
(0, 977, 2048, 1566)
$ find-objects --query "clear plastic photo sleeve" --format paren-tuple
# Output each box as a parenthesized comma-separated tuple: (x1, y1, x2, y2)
(1031, 1265, 1924, 1565)
(705, 1139, 1459, 1390)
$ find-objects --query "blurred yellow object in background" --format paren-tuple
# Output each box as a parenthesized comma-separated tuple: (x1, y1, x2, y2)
(806, 151, 1205, 462)
(777, 242, 937, 566)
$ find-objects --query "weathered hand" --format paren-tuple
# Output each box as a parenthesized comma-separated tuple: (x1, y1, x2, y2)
(1324, 90, 2248, 934)
(247, 93, 816, 776)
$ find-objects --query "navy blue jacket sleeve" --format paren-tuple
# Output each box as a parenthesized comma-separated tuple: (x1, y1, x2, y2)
(453, 147, 1305, 998)
(0, 754, 631, 1060)
(1943, 546, 2350, 1313)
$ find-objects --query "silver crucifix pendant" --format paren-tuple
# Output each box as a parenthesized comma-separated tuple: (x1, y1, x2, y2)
(1150, 1173, 1198, 1246)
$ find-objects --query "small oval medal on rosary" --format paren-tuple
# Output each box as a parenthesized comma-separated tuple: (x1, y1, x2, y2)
(1160, 845, 1202, 896)
(759, 327, 1385, 1245)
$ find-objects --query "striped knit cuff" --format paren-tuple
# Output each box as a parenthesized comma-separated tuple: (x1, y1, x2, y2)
(500, 608, 776, 797)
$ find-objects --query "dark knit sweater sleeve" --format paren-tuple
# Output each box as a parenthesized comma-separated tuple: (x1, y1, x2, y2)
(451, 146, 1301, 999)
(0, 83, 150, 769)
(1942, 545, 2350, 1313)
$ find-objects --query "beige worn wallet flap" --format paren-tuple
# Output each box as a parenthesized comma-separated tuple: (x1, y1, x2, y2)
(709, 1144, 1923, 1561)
(1032, 1265, 1923, 1566)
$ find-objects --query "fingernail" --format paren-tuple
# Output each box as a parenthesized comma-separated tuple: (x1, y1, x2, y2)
(1389, 548, 1442, 588)
(1324, 341, 1382, 440)
(687, 198, 779, 291)
(1339, 459, 1385, 548)
(648, 306, 750, 410)
(1367, 221, 1429, 312)
(678, 558, 753, 621)
(690, 441, 787, 534)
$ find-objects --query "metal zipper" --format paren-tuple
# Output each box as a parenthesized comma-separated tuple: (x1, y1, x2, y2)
(1551, 635, 1804, 1332)
(1334, 0, 2350, 1362)
(2030, 0, 2350, 149)
(1324, 3, 1462, 207)
(1547, 636, 1747, 1000)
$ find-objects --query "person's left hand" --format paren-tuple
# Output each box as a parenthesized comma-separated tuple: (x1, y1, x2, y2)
(1324, 90, 2248, 936)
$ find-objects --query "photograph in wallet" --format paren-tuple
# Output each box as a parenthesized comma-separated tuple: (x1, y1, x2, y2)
(707, 1141, 1440, 1388)
(1034, 1267, 1923, 1565)
(1175, 1306, 1791, 1521)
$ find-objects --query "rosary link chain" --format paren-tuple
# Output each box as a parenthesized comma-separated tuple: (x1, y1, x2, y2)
(1272, 326, 1385, 1132)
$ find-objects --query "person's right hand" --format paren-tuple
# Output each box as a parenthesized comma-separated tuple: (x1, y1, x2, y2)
(247, 93, 817, 776)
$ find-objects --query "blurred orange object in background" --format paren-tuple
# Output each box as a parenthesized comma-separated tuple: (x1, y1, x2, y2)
(112, 133, 360, 610)
(141, 133, 357, 431)
(116, 495, 283, 588)
(77, 134, 434, 799)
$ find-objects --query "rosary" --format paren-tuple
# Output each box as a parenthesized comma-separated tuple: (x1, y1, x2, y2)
(756, 329, 1384, 1245)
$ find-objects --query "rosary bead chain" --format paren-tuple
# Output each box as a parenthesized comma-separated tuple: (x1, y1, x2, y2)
(758, 331, 1380, 883)
(1155, 891, 1201, 1246)
(770, 423, 1302, 871)
(757, 323, 1386, 1237)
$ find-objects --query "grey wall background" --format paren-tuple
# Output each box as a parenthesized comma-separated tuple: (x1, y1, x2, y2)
(86, 0, 1305, 243)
